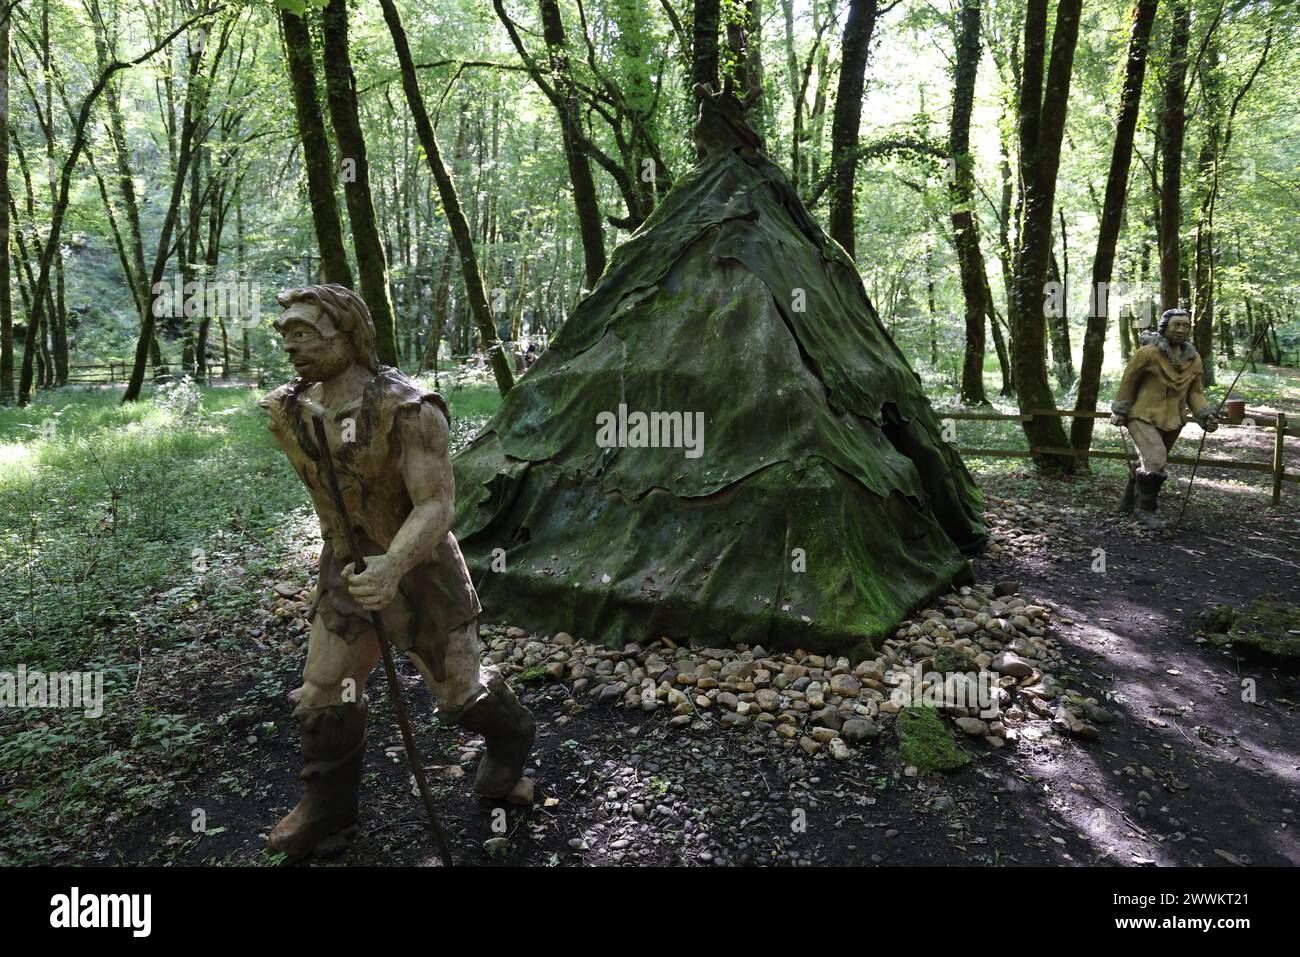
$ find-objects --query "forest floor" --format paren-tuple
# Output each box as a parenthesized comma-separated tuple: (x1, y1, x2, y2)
(103, 471, 1300, 868)
(1, 378, 1297, 867)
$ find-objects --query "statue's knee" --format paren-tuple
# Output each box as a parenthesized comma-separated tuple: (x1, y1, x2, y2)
(297, 680, 342, 710)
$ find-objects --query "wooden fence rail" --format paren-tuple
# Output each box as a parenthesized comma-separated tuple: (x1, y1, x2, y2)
(65, 362, 126, 384)
(65, 362, 249, 385)
(936, 407, 1295, 504)
(938, 406, 1300, 435)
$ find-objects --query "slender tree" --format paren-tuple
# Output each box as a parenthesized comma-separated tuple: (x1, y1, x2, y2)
(1007, 0, 1083, 470)
(949, 0, 988, 405)
(1157, 0, 1190, 312)
(0, 12, 10, 404)
(827, 0, 879, 258)
(38, 0, 68, 385)
(730, 0, 767, 133)
(123, 33, 207, 402)
(1191, 30, 1270, 387)
(692, 0, 721, 113)
(1072, 0, 1160, 455)
(320, 0, 399, 366)
(87, 0, 153, 373)
(492, 0, 605, 288)
(379, 0, 514, 394)
(279, 5, 353, 287)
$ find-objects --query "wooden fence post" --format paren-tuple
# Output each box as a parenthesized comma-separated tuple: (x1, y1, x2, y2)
(1274, 412, 1287, 506)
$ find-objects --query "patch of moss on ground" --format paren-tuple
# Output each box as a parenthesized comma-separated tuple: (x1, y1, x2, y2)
(1202, 604, 1237, 633)
(1201, 597, 1300, 672)
(930, 645, 971, 675)
(895, 706, 970, 773)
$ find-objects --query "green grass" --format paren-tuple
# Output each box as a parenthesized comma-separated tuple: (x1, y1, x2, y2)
(0, 373, 502, 864)
(1219, 365, 1300, 408)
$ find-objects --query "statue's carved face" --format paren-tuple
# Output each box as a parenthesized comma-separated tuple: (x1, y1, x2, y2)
(276, 302, 355, 383)
(1164, 315, 1191, 345)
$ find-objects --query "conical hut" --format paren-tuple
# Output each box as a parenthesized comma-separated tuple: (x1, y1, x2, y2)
(451, 92, 985, 654)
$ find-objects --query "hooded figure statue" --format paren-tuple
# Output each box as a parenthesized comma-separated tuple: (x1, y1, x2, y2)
(1109, 307, 1219, 529)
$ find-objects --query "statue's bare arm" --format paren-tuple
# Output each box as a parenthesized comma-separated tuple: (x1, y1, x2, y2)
(343, 402, 453, 611)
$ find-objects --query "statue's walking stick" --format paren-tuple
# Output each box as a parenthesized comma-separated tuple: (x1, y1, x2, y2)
(1118, 424, 1135, 469)
(1110, 410, 1139, 515)
(1175, 319, 1274, 526)
(311, 415, 455, 867)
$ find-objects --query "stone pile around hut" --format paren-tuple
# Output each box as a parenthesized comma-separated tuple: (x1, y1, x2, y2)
(484, 580, 1112, 768)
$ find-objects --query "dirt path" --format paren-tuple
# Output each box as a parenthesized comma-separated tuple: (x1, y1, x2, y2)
(968, 472, 1299, 867)
(93, 471, 1297, 868)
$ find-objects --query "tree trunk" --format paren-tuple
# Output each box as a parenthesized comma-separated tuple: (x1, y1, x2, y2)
(1192, 43, 1218, 387)
(419, 236, 456, 375)
(1071, 0, 1158, 453)
(279, 7, 354, 288)
(39, 1, 67, 386)
(1125, 224, 1155, 356)
(183, 105, 205, 378)
(781, 0, 803, 188)
(1050, 211, 1075, 389)
(1046, 253, 1073, 390)
(1007, 0, 1082, 470)
(996, 142, 1014, 313)
(0, 16, 10, 404)
(90, 1, 153, 369)
(692, 0, 721, 107)
(949, 0, 987, 405)
(1157, 0, 1189, 312)
(196, 171, 226, 383)
(739, 1, 767, 136)
(987, 295, 1013, 397)
(536, 0, 606, 288)
(123, 48, 205, 403)
(379, 0, 514, 395)
(827, 0, 879, 258)
(725, 0, 763, 111)
(808, 3, 833, 191)
(321, 0, 399, 366)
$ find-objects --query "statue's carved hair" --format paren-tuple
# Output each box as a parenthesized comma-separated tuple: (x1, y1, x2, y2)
(1157, 307, 1190, 337)
(275, 284, 379, 372)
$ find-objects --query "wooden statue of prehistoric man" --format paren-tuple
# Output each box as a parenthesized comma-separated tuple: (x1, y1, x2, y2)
(260, 283, 534, 861)
(1109, 307, 1218, 529)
